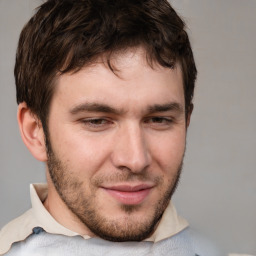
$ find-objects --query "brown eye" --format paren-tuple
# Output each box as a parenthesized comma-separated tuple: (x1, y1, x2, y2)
(81, 118, 113, 131)
(144, 116, 174, 130)
(152, 117, 169, 123)
(87, 119, 108, 125)
(145, 117, 173, 124)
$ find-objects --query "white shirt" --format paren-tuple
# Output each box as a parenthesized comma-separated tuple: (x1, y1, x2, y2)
(0, 184, 188, 255)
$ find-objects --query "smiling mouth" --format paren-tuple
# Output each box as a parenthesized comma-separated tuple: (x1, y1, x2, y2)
(102, 184, 153, 205)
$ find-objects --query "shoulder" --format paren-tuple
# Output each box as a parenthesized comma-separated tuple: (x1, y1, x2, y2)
(0, 209, 36, 255)
(2, 230, 67, 256)
(157, 227, 224, 256)
(188, 228, 224, 256)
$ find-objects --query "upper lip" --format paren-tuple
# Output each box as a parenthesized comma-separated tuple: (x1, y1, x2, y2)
(102, 184, 154, 192)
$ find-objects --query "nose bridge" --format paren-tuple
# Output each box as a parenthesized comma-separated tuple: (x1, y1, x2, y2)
(111, 121, 151, 172)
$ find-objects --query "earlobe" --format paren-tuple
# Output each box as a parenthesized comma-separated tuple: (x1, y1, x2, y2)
(17, 102, 47, 162)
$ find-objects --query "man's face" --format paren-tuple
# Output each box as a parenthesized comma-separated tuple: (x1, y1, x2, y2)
(46, 49, 187, 241)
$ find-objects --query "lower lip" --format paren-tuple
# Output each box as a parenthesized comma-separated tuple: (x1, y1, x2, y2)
(104, 188, 151, 205)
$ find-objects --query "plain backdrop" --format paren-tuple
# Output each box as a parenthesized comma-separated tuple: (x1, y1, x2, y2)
(0, 0, 255, 255)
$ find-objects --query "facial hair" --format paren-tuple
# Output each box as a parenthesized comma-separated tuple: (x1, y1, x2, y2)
(45, 133, 183, 242)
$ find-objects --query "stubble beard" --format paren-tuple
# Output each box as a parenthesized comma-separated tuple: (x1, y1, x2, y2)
(45, 135, 183, 242)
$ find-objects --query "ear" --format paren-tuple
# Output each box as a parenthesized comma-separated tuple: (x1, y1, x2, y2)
(17, 102, 47, 162)
(186, 103, 194, 128)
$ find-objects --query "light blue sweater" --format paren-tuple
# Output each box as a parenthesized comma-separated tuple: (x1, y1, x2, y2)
(4, 227, 221, 256)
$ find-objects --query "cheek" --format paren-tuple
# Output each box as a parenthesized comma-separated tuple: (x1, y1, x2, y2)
(50, 127, 113, 175)
(149, 129, 186, 169)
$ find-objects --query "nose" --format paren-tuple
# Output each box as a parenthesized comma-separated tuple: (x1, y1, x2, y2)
(111, 123, 152, 173)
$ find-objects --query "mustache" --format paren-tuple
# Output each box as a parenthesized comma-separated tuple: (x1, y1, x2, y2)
(92, 171, 163, 186)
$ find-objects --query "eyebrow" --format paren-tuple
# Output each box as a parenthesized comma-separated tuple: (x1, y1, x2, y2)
(147, 102, 184, 114)
(69, 102, 184, 116)
(70, 103, 125, 115)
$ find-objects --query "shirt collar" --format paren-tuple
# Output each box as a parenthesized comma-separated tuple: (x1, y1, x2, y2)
(0, 183, 188, 255)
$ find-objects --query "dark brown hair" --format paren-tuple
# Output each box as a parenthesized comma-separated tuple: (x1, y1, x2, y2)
(15, 0, 197, 128)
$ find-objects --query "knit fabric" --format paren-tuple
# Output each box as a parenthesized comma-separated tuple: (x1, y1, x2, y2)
(4, 227, 220, 256)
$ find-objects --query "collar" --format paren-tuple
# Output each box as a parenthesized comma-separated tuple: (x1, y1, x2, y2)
(0, 184, 188, 255)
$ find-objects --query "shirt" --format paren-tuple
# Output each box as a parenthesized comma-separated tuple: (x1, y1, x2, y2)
(0, 183, 189, 255)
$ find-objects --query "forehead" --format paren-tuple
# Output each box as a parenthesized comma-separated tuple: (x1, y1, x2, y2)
(52, 48, 184, 113)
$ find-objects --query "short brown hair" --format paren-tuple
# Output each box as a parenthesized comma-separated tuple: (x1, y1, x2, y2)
(15, 0, 197, 127)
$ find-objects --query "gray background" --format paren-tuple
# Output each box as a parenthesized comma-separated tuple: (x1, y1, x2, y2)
(0, 0, 255, 254)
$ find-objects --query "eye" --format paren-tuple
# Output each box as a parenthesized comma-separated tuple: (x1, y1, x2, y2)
(144, 116, 173, 129)
(81, 118, 113, 131)
(151, 117, 172, 123)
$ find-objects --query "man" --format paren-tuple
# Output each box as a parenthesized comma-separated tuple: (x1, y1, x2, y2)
(0, 0, 219, 255)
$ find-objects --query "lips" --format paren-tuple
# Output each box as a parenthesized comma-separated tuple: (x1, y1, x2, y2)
(102, 184, 153, 205)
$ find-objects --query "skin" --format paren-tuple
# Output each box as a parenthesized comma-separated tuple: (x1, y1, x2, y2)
(19, 48, 190, 241)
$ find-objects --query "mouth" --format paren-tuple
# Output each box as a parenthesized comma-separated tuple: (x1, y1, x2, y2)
(102, 184, 154, 205)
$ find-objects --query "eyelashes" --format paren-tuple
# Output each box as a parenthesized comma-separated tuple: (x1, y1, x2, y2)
(80, 116, 174, 132)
